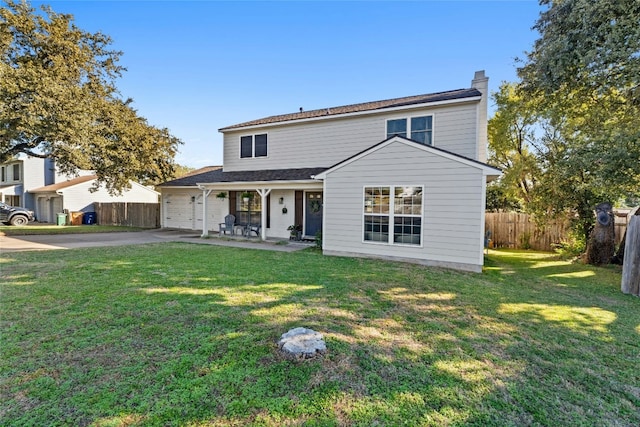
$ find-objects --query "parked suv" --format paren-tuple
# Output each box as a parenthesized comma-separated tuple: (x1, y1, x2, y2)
(0, 202, 34, 226)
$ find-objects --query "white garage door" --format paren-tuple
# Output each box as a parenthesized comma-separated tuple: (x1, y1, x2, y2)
(164, 193, 194, 229)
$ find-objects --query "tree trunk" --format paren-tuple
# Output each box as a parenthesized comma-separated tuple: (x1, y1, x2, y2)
(621, 215, 640, 296)
(585, 203, 615, 265)
(612, 207, 640, 265)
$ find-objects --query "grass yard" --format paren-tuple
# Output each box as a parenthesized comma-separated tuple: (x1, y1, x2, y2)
(1, 245, 638, 426)
(0, 224, 148, 236)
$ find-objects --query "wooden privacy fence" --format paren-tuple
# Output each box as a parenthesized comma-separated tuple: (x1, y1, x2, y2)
(485, 212, 629, 251)
(485, 212, 569, 251)
(94, 202, 159, 228)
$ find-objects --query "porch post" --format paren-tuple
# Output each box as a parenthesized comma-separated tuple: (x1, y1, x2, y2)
(199, 187, 213, 237)
(257, 188, 271, 241)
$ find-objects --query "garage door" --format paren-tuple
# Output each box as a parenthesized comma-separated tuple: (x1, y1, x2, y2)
(164, 194, 194, 229)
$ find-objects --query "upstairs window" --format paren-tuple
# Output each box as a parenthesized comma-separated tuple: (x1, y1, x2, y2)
(386, 119, 407, 139)
(240, 134, 268, 158)
(12, 164, 20, 181)
(386, 115, 433, 145)
(1, 167, 5, 182)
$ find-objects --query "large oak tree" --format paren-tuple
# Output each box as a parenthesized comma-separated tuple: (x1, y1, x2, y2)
(509, 0, 640, 245)
(0, 0, 181, 193)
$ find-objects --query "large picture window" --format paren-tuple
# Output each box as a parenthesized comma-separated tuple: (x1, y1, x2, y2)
(240, 134, 268, 158)
(386, 116, 433, 145)
(364, 186, 422, 245)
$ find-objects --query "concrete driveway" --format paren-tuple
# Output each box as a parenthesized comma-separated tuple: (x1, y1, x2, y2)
(0, 229, 309, 253)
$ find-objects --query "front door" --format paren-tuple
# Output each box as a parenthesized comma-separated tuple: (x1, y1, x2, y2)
(305, 192, 323, 237)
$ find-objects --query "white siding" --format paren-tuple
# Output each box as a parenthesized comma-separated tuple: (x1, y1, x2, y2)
(268, 190, 297, 239)
(322, 141, 486, 271)
(61, 181, 158, 212)
(223, 103, 479, 171)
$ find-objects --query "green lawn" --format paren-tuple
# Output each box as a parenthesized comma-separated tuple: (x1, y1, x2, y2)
(0, 224, 149, 236)
(1, 245, 638, 426)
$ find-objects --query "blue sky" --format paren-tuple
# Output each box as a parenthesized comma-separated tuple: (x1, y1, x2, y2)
(33, 1, 543, 168)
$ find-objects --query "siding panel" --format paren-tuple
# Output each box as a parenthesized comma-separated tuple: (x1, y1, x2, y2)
(322, 141, 486, 270)
(223, 103, 479, 171)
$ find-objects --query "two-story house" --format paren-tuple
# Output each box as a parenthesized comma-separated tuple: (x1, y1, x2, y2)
(0, 155, 59, 211)
(158, 71, 500, 271)
(0, 154, 159, 223)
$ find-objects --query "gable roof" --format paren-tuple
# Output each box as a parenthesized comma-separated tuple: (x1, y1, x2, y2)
(29, 175, 97, 192)
(157, 167, 328, 187)
(314, 136, 502, 180)
(219, 88, 482, 131)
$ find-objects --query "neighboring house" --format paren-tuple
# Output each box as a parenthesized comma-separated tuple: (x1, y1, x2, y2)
(29, 175, 159, 223)
(0, 155, 60, 209)
(0, 154, 159, 223)
(158, 71, 501, 272)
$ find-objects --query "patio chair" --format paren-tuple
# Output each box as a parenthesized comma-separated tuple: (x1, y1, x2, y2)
(219, 214, 236, 235)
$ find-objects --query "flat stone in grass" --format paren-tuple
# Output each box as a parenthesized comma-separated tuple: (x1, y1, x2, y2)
(278, 327, 326, 359)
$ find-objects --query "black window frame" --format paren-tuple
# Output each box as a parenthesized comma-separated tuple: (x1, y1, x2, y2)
(239, 133, 268, 158)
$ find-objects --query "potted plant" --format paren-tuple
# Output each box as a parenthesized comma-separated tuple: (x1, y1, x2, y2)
(216, 192, 227, 199)
(241, 191, 253, 202)
(288, 224, 302, 241)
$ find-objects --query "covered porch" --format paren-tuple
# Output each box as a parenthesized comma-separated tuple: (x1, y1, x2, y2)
(168, 167, 328, 241)
(195, 184, 324, 241)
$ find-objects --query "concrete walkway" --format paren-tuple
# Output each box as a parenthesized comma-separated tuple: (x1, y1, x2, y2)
(0, 229, 314, 253)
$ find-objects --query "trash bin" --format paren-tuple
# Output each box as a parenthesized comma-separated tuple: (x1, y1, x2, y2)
(83, 212, 97, 225)
(56, 213, 67, 226)
(70, 211, 84, 225)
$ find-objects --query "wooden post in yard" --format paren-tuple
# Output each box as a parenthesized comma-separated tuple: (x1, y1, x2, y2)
(621, 215, 640, 296)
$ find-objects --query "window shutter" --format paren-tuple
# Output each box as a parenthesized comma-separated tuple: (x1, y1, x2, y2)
(266, 194, 271, 228)
(295, 191, 303, 227)
(229, 191, 237, 216)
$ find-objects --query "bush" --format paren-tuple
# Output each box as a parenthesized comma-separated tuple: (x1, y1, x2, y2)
(553, 231, 586, 259)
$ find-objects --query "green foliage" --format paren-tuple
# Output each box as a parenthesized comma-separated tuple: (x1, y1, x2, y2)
(0, 1, 181, 194)
(553, 229, 587, 260)
(490, 0, 640, 248)
(485, 181, 522, 212)
(1, 245, 637, 425)
(487, 82, 541, 208)
(518, 231, 532, 250)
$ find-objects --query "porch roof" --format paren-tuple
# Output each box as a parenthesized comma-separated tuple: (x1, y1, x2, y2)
(157, 167, 328, 187)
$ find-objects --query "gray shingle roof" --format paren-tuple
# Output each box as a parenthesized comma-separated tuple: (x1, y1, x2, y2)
(158, 167, 327, 187)
(219, 88, 482, 131)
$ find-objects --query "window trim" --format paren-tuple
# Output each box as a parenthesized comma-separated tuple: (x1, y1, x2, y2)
(239, 133, 269, 159)
(362, 185, 424, 247)
(385, 114, 434, 146)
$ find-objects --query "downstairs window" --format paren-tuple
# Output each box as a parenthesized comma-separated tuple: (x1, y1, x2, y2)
(364, 186, 423, 245)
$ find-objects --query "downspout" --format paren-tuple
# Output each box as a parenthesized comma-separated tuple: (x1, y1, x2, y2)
(198, 186, 213, 237)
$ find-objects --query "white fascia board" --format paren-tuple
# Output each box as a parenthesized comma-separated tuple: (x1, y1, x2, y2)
(195, 180, 322, 190)
(220, 97, 482, 134)
(157, 186, 198, 190)
(129, 180, 160, 195)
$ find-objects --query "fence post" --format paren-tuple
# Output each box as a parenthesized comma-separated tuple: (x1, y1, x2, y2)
(621, 215, 640, 296)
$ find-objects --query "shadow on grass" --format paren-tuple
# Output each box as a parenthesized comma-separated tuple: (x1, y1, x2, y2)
(1, 244, 638, 426)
